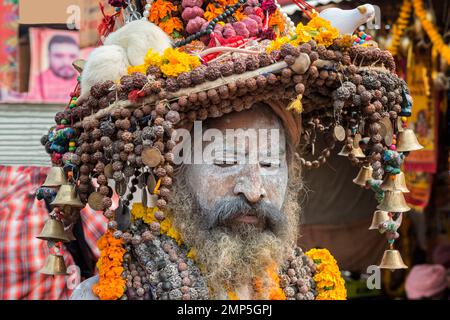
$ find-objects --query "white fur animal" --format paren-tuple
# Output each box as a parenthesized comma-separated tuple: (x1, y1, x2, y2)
(80, 19, 172, 98)
(319, 4, 376, 35)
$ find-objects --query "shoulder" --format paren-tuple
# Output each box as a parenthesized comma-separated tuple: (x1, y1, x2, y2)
(70, 275, 100, 300)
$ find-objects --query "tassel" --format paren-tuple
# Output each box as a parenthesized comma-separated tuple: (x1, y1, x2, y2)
(287, 94, 303, 114)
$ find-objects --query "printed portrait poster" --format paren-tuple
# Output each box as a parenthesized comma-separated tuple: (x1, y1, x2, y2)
(403, 54, 437, 173)
(0, 0, 19, 90)
(27, 28, 81, 103)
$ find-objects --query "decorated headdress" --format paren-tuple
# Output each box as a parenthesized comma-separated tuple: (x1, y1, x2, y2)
(36, 0, 422, 299)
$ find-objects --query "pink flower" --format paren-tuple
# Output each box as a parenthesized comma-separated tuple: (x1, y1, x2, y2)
(244, 6, 256, 15)
(223, 24, 237, 38)
(182, 0, 203, 8)
(181, 6, 205, 22)
(242, 17, 259, 37)
(248, 14, 263, 28)
(186, 16, 207, 34)
(261, 0, 276, 14)
(233, 22, 250, 38)
(247, 0, 260, 6)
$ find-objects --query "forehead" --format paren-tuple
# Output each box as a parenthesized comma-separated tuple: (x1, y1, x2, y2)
(50, 42, 79, 52)
(204, 104, 285, 133)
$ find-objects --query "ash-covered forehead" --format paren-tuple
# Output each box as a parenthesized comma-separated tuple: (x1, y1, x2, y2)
(204, 103, 284, 132)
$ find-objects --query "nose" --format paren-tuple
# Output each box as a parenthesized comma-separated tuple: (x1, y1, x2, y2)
(233, 165, 267, 204)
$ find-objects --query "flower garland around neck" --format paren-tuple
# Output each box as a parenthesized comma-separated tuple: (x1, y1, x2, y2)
(130, 202, 285, 299)
(267, 12, 340, 52)
(388, 0, 412, 56)
(92, 230, 126, 300)
(127, 202, 346, 300)
(305, 248, 347, 300)
(128, 47, 201, 77)
(413, 0, 450, 64)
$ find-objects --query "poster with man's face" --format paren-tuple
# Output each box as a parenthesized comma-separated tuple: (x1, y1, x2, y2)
(28, 28, 80, 103)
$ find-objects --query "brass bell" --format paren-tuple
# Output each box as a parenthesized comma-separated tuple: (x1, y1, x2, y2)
(37, 218, 71, 242)
(51, 184, 84, 208)
(369, 210, 390, 230)
(396, 129, 423, 152)
(380, 172, 410, 193)
(377, 190, 411, 212)
(65, 224, 76, 241)
(338, 145, 365, 158)
(40, 254, 68, 275)
(42, 167, 67, 187)
(350, 146, 366, 158)
(338, 144, 351, 157)
(378, 249, 408, 270)
(353, 165, 373, 187)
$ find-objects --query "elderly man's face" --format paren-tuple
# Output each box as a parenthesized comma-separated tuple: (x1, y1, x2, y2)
(170, 105, 296, 296)
(184, 105, 288, 234)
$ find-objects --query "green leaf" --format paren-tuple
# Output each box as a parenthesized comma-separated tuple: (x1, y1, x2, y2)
(171, 31, 182, 39)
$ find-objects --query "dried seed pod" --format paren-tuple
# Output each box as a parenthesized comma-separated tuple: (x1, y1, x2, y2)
(258, 52, 272, 67)
(218, 85, 230, 99)
(233, 58, 247, 74)
(370, 112, 381, 122)
(372, 143, 384, 153)
(197, 91, 208, 104)
(267, 73, 277, 84)
(308, 51, 319, 62)
(245, 55, 259, 71)
(197, 108, 208, 120)
(177, 72, 191, 88)
(246, 78, 257, 91)
(165, 110, 180, 124)
(102, 197, 113, 209)
(389, 110, 398, 119)
(220, 60, 234, 76)
(188, 92, 198, 104)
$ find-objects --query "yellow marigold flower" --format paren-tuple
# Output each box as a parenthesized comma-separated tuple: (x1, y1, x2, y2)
(316, 29, 339, 47)
(266, 36, 290, 53)
(307, 15, 333, 30)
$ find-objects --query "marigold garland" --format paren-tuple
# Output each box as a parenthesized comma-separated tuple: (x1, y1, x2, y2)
(413, 0, 450, 64)
(92, 230, 126, 300)
(130, 203, 183, 245)
(388, 0, 412, 56)
(305, 248, 347, 300)
(128, 47, 201, 78)
(267, 12, 340, 52)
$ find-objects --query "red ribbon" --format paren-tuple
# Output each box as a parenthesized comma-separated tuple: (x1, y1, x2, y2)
(97, 2, 121, 44)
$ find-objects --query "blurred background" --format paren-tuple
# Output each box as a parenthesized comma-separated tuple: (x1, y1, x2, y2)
(0, 0, 449, 300)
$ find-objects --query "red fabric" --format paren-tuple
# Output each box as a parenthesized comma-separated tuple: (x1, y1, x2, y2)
(0, 165, 107, 300)
(27, 69, 78, 103)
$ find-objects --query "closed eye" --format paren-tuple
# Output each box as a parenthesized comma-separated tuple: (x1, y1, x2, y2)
(260, 161, 280, 168)
(214, 159, 238, 167)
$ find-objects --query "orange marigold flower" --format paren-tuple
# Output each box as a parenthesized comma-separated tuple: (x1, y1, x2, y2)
(160, 17, 184, 34)
(204, 3, 224, 21)
(149, 0, 177, 23)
